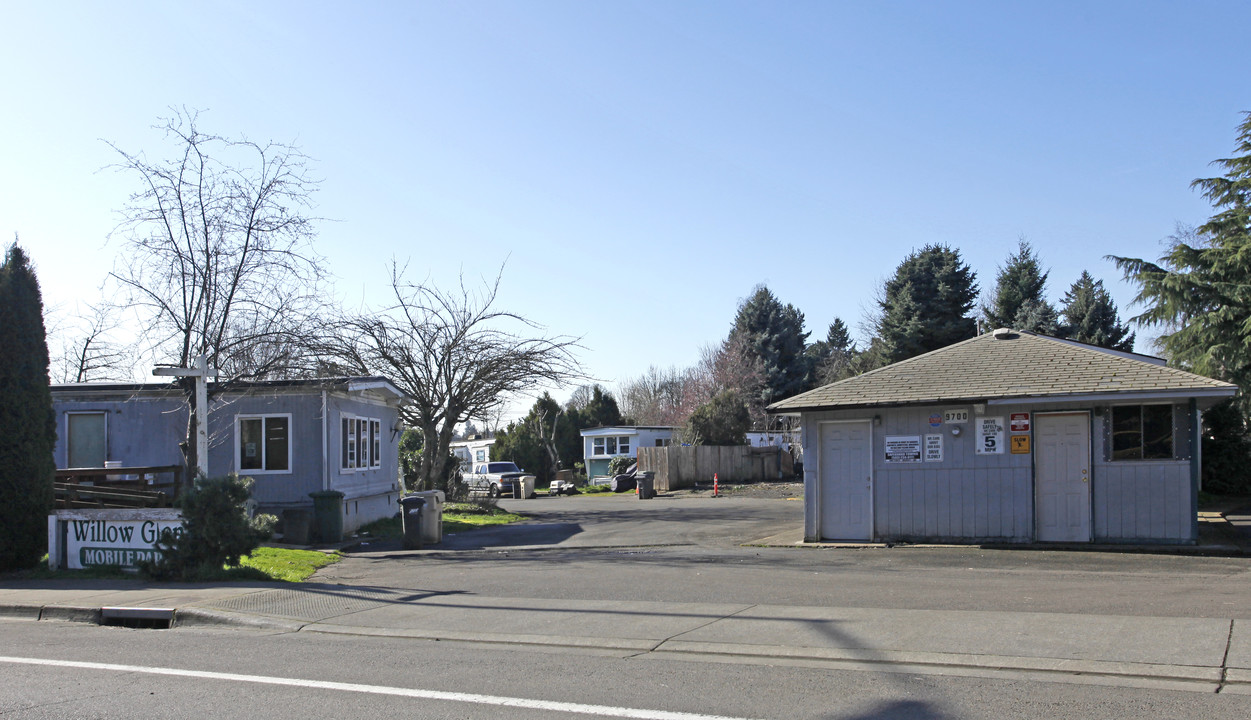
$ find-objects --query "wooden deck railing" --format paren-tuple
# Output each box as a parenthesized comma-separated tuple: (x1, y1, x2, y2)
(53, 466, 184, 509)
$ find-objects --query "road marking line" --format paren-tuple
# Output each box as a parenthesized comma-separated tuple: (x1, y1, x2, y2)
(0, 655, 759, 720)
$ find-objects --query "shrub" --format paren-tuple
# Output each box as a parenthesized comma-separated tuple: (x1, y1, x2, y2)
(608, 456, 635, 475)
(142, 473, 277, 581)
(1202, 400, 1251, 495)
(684, 390, 751, 446)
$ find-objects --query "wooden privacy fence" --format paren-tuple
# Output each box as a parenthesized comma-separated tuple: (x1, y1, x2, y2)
(637, 445, 794, 492)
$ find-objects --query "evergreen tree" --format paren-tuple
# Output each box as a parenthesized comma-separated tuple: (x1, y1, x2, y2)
(1057, 271, 1135, 351)
(0, 243, 57, 571)
(729, 285, 811, 405)
(1112, 111, 1251, 493)
(577, 385, 624, 428)
(1111, 112, 1251, 400)
(805, 318, 858, 387)
(683, 391, 751, 446)
(875, 244, 978, 363)
(982, 240, 1058, 332)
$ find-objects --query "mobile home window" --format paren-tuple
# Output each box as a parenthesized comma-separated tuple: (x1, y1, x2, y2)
(341, 415, 381, 470)
(1111, 405, 1174, 460)
(67, 412, 107, 468)
(371, 420, 382, 468)
(592, 436, 630, 456)
(238, 415, 290, 472)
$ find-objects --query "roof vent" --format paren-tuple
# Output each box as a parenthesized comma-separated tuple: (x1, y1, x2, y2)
(992, 328, 1017, 340)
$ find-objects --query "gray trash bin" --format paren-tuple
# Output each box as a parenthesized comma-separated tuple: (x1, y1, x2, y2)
(309, 490, 345, 543)
(282, 508, 313, 545)
(400, 495, 427, 550)
(637, 471, 655, 500)
(410, 490, 444, 545)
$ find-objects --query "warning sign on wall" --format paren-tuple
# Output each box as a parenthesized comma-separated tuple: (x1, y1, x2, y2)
(1010, 413, 1031, 433)
(1011, 435, 1031, 454)
(975, 417, 1004, 455)
(884, 436, 922, 463)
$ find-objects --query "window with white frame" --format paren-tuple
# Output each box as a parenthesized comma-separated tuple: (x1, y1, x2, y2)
(237, 414, 291, 473)
(591, 436, 632, 456)
(341, 414, 383, 471)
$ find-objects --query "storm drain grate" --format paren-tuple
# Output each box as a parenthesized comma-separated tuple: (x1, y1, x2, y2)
(204, 586, 409, 621)
(100, 607, 175, 630)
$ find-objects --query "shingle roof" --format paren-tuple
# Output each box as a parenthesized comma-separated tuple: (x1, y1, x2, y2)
(768, 330, 1238, 413)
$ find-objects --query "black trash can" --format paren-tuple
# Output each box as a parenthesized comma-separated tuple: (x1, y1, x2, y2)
(400, 495, 427, 550)
(309, 490, 345, 543)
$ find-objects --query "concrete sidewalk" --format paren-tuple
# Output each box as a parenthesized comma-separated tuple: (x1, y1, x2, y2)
(2, 578, 1250, 693)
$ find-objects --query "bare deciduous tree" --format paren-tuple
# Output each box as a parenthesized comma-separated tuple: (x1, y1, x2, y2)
(326, 263, 581, 493)
(50, 302, 133, 382)
(617, 365, 690, 426)
(106, 109, 328, 473)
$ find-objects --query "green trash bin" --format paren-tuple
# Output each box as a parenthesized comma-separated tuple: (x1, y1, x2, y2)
(309, 490, 345, 543)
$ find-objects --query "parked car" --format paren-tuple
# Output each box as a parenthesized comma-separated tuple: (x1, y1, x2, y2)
(465, 462, 534, 498)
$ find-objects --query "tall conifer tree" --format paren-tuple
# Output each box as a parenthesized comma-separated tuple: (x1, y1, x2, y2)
(1057, 271, 1135, 351)
(875, 244, 978, 363)
(981, 240, 1058, 333)
(0, 243, 57, 571)
(1112, 112, 1251, 398)
(729, 285, 811, 405)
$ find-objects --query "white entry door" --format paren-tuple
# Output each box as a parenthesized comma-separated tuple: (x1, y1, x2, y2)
(819, 421, 873, 541)
(1035, 412, 1091, 542)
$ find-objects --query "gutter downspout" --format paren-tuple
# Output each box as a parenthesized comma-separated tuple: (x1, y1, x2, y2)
(322, 389, 330, 491)
(1190, 398, 1201, 543)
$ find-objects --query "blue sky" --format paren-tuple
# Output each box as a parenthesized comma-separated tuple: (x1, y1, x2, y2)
(3, 1, 1249, 414)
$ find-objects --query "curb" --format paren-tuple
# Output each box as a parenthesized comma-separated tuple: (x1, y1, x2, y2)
(6, 601, 1245, 691)
(174, 607, 306, 632)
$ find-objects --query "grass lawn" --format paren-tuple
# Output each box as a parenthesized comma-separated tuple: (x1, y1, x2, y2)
(236, 546, 340, 582)
(9, 546, 340, 583)
(356, 502, 522, 539)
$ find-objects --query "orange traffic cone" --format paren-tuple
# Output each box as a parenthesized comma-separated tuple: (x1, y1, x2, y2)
(713, 473, 719, 497)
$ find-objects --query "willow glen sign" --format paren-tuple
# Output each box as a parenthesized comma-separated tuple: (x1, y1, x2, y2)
(48, 509, 184, 570)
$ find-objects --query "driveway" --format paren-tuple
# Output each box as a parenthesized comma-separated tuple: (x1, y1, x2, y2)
(433, 493, 804, 551)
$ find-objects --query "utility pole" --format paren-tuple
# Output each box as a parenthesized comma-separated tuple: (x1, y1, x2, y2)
(153, 354, 218, 480)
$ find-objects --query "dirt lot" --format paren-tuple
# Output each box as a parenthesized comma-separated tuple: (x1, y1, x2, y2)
(676, 478, 804, 499)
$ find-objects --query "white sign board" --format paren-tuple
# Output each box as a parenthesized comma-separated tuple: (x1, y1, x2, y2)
(924, 434, 944, 462)
(943, 408, 970, 424)
(884, 435, 922, 463)
(49, 509, 184, 570)
(975, 417, 1005, 455)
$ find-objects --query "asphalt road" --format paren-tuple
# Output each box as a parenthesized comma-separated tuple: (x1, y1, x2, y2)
(6, 620, 1251, 719)
(9, 493, 1251, 718)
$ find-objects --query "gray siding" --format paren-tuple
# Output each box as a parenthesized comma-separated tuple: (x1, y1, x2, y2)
(210, 392, 326, 507)
(1091, 402, 1194, 542)
(53, 396, 186, 469)
(872, 405, 1032, 542)
(801, 399, 1199, 544)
